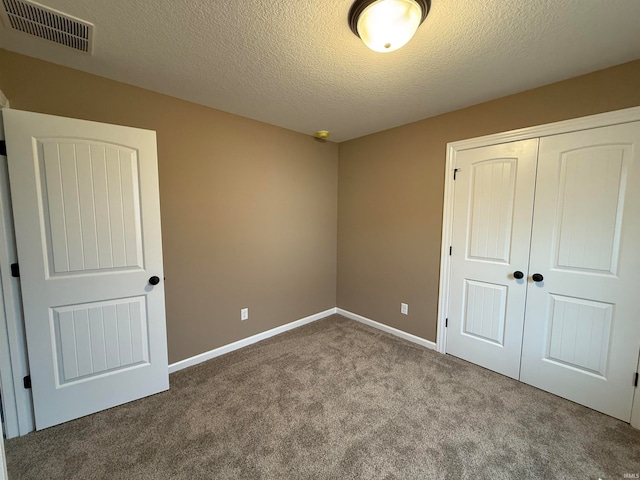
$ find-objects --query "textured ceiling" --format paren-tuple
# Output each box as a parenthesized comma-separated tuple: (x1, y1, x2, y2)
(1, 0, 640, 142)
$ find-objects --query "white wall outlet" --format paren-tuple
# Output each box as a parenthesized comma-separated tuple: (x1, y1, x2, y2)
(241, 308, 249, 321)
(401, 303, 408, 315)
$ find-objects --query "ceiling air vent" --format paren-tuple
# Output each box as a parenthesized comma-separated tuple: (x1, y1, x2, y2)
(0, 0, 93, 53)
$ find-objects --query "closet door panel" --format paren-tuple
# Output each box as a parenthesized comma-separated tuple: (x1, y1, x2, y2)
(446, 139, 538, 379)
(520, 121, 640, 422)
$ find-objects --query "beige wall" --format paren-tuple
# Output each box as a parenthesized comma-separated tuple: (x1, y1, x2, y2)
(0, 49, 339, 364)
(2, 49, 640, 363)
(338, 60, 640, 342)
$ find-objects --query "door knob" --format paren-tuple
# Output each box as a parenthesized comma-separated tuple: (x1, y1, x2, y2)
(532, 273, 544, 282)
(148, 276, 160, 285)
(513, 271, 524, 279)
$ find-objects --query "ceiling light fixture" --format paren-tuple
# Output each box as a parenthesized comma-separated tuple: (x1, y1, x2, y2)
(348, 0, 431, 53)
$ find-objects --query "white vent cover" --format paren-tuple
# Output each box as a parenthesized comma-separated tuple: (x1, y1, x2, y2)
(0, 0, 93, 53)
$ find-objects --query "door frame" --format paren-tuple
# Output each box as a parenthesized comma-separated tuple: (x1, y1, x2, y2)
(0, 420, 7, 480)
(0, 106, 35, 438)
(436, 105, 640, 427)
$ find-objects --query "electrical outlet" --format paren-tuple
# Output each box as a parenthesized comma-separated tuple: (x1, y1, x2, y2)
(401, 303, 408, 315)
(241, 308, 249, 321)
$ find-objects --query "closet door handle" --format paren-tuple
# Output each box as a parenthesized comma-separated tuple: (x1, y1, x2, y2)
(513, 271, 524, 279)
(532, 273, 544, 282)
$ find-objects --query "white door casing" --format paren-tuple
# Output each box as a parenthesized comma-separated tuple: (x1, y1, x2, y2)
(0, 421, 7, 480)
(3, 109, 168, 430)
(446, 139, 538, 379)
(0, 109, 34, 438)
(520, 122, 640, 421)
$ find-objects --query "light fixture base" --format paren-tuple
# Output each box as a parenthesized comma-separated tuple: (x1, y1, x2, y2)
(348, 0, 431, 38)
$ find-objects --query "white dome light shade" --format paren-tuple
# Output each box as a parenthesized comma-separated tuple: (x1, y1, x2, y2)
(356, 0, 423, 53)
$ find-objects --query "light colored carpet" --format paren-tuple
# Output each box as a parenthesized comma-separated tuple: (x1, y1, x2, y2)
(6, 314, 640, 479)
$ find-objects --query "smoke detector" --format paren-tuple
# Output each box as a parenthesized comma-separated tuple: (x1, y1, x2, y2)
(0, 0, 94, 53)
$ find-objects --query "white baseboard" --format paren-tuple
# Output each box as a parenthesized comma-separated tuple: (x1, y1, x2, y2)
(336, 308, 436, 350)
(168, 308, 338, 373)
(169, 307, 437, 374)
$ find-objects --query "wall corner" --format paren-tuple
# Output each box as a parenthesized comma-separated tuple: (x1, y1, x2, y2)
(0, 89, 9, 109)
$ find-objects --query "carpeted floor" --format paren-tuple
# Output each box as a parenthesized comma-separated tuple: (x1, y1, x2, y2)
(5, 314, 640, 479)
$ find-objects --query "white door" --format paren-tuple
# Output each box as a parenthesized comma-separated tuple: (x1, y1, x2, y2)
(3, 109, 169, 430)
(520, 122, 640, 422)
(447, 139, 539, 379)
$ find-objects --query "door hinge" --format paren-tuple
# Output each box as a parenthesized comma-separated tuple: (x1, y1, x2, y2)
(445, 318, 448, 328)
(453, 168, 460, 180)
(634, 372, 639, 388)
(449, 246, 452, 256)
(0, 141, 6, 156)
(23, 375, 31, 389)
(10, 263, 19, 278)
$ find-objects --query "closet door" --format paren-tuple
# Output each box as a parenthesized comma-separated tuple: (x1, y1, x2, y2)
(446, 139, 538, 379)
(520, 122, 640, 421)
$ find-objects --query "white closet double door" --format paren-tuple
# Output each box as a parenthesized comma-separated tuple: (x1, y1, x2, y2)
(446, 121, 640, 422)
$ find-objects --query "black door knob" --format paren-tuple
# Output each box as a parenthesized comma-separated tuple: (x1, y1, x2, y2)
(148, 276, 160, 285)
(513, 271, 524, 279)
(532, 273, 544, 282)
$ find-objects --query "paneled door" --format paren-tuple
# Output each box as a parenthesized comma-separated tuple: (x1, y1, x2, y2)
(520, 122, 640, 421)
(3, 109, 168, 430)
(447, 120, 640, 422)
(446, 139, 539, 379)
